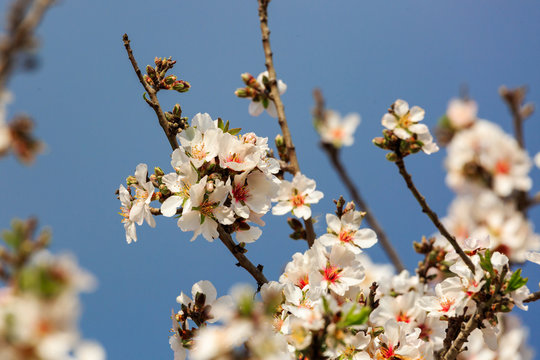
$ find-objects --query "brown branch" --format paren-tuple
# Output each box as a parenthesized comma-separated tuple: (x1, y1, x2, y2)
(524, 290, 540, 303)
(122, 34, 178, 151)
(394, 155, 476, 273)
(313, 90, 404, 272)
(256, 0, 316, 247)
(217, 225, 268, 290)
(0, 0, 54, 91)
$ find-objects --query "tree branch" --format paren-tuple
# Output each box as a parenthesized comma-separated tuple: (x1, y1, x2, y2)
(0, 0, 54, 91)
(217, 225, 268, 290)
(524, 290, 540, 304)
(256, 0, 316, 247)
(313, 89, 404, 272)
(394, 155, 476, 273)
(122, 34, 179, 151)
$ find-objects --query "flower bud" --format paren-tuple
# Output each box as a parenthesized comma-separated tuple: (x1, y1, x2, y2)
(242, 132, 257, 145)
(287, 217, 303, 231)
(172, 104, 182, 116)
(154, 167, 164, 177)
(173, 80, 191, 93)
(372, 137, 385, 148)
(205, 181, 215, 193)
(163, 75, 177, 85)
(385, 152, 398, 162)
(241, 72, 254, 85)
(146, 65, 157, 80)
(343, 201, 356, 214)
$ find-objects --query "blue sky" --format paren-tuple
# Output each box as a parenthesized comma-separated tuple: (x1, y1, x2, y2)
(2, 0, 540, 358)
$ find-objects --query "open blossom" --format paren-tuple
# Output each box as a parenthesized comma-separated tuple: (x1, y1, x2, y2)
(178, 113, 221, 168)
(161, 149, 199, 217)
(381, 99, 439, 154)
(176, 280, 233, 324)
(177, 176, 234, 241)
(248, 71, 287, 118)
(272, 172, 323, 220)
(319, 211, 377, 254)
(118, 184, 137, 244)
(446, 120, 532, 196)
(129, 164, 156, 228)
(318, 111, 360, 148)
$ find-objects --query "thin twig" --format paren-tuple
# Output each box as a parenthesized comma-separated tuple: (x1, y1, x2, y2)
(123, 35, 268, 288)
(122, 34, 179, 151)
(313, 89, 404, 272)
(394, 155, 476, 273)
(524, 290, 540, 303)
(217, 225, 268, 290)
(256, 0, 316, 247)
(0, 0, 54, 91)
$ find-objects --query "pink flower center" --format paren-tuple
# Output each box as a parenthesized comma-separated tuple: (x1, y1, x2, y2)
(495, 159, 510, 174)
(331, 127, 344, 140)
(290, 194, 305, 208)
(379, 344, 395, 359)
(396, 311, 410, 323)
(226, 153, 242, 163)
(338, 230, 355, 243)
(322, 263, 342, 284)
(233, 184, 250, 202)
(296, 274, 309, 289)
(439, 297, 455, 313)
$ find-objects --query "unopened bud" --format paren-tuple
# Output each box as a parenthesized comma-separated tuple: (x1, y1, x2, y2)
(343, 201, 356, 214)
(290, 230, 306, 240)
(146, 65, 157, 79)
(386, 152, 398, 162)
(143, 74, 154, 86)
(241, 72, 254, 85)
(154, 167, 164, 177)
(275, 134, 284, 148)
(173, 81, 191, 93)
(238, 221, 250, 231)
(287, 217, 303, 231)
(521, 103, 534, 119)
(164, 75, 177, 85)
(235, 88, 250, 98)
(372, 137, 385, 148)
(173, 104, 182, 116)
(206, 180, 215, 193)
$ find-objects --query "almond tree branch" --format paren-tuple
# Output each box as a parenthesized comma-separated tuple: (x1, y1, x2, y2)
(217, 225, 268, 290)
(524, 290, 540, 303)
(0, 0, 54, 91)
(122, 34, 179, 151)
(313, 90, 405, 272)
(123, 35, 268, 288)
(394, 155, 476, 273)
(256, 0, 316, 247)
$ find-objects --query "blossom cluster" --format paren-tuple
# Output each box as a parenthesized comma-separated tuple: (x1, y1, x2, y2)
(169, 205, 532, 359)
(118, 113, 324, 244)
(438, 98, 540, 261)
(0, 251, 105, 360)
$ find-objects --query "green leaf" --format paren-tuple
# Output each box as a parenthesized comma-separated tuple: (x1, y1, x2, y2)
(505, 268, 528, 294)
(217, 118, 224, 130)
(337, 305, 371, 328)
(224, 120, 230, 132)
(200, 215, 206, 225)
(228, 128, 242, 136)
(479, 249, 494, 276)
(262, 97, 269, 109)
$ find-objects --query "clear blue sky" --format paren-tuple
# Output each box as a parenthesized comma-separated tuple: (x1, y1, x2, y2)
(2, 1, 540, 358)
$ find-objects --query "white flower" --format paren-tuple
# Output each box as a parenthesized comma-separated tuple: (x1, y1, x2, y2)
(176, 280, 233, 324)
(248, 71, 287, 118)
(381, 99, 439, 154)
(229, 170, 278, 219)
(218, 132, 261, 172)
(272, 173, 324, 220)
(445, 120, 532, 196)
(446, 98, 477, 129)
(319, 211, 377, 254)
(525, 251, 540, 265)
(178, 113, 221, 169)
(129, 164, 156, 228)
(177, 176, 234, 241)
(318, 111, 360, 148)
(161, 151, 199, 217)
(118, 184, 137, 244)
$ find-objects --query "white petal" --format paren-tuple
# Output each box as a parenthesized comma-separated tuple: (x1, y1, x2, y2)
(161, 196, 183, 217)
(381, 113, 397, 130)
(409, 106, 425, 122)
(394, 99, 409, 117)
(192, 280, 217, 304)
(249, 101, 264, 117)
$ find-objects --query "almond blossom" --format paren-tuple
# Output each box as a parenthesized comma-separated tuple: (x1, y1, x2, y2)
(272, 173, 324, 220)
(248, 71, 287, 118)
(381, 99, 439, 154)
(319, 211, 377, 254)
(177, 176, 234, 241)
(317, 111, 360, 148)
